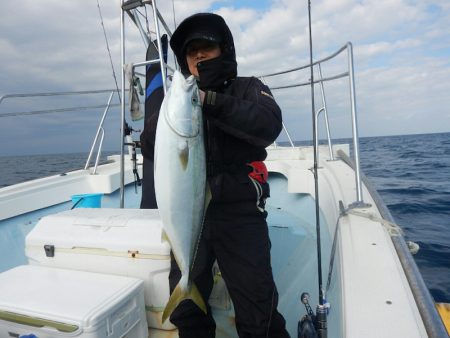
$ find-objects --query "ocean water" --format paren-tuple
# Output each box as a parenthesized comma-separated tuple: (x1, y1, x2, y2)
(0, 151, 117, 188)
(358, 132, 450, 303)
(0, 133, 449, 303)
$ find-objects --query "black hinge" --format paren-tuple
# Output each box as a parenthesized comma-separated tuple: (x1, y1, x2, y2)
(44, 244, 55, 257)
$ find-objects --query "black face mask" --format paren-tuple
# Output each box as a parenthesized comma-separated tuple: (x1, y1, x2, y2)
(197, 54, 237, 91)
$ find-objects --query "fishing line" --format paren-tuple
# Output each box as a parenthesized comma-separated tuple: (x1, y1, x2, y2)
(134, 7, 152, 36)
(143, 5, 152, 36)
(171, 0, 177, 30)
(96, 0, 122, 103)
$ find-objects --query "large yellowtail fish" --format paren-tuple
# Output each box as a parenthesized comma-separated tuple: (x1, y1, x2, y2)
(154, 71, 208, 323)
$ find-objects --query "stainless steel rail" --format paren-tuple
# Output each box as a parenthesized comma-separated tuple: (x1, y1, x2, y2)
(261, 42, 365, 206)
(84, 91, 115, 173)
(317, 64, 334, 161)
(120, 1, 126, 208)
(1, 89, 119, 173)
(0, 89, 118, 108)
(119, 0, 174, 207)
(260, 44, 348, 78)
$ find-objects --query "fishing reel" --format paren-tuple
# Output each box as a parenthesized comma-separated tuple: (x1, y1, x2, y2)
(298, 293, 328, 338)
(124, 121, 142, 137)
(124, 122, 143, 191)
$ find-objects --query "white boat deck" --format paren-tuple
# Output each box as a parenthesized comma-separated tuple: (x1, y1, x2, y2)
(0, 145, 432, 337)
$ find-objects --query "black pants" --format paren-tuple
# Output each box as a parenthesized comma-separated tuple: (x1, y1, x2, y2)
(169, 201, 290, 338)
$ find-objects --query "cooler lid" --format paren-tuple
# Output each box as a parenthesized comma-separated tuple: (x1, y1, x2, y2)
(0, 265, 142, 329)
(25, 208, 170, 256)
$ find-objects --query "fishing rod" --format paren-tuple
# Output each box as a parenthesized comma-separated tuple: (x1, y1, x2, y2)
(298, 1, 328, 337)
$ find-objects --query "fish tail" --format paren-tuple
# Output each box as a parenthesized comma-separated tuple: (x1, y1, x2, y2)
(162, 281, 207, 323)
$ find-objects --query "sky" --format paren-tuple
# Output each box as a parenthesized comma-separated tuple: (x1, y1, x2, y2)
(0, 0, 449, 156)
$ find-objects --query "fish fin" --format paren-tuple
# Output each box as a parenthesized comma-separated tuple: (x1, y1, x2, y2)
(190, 282, 207, 314)
(178, 140, 189, 170)
(162, 282, 207, 323)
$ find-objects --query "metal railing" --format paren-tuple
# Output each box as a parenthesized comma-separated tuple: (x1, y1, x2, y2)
(0, 89, 119, 172)
(84, 91, 116, 173)
(0, 89, 119, 117)
(259, 42, 366, 207)
(119, 0, 175, 207)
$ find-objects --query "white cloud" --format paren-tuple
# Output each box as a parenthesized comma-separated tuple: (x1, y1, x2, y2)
(0, 0, 450, 154)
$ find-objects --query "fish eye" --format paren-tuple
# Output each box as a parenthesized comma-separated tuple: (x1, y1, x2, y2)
(192, 95, 198, 104)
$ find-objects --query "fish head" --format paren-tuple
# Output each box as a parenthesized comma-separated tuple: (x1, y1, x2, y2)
(165, 71, 202, 138)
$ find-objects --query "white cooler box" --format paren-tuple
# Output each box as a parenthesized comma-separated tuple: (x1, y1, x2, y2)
(0, 265, 148, 338)
(25, 208, 175, 330)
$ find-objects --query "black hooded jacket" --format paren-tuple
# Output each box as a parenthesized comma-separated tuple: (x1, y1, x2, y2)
(142, 13, 282, 202)
(200, 71, 282, 202)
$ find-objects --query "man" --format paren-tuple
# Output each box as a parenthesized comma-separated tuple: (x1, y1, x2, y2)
(154, 12, 290, 338)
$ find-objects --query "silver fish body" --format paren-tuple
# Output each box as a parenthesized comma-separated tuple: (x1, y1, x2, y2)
(154, 71, 208, 322)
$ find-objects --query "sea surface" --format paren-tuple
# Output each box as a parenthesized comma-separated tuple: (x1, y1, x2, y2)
(0, 133, 449, 303)
(358, 132, 450, 304)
